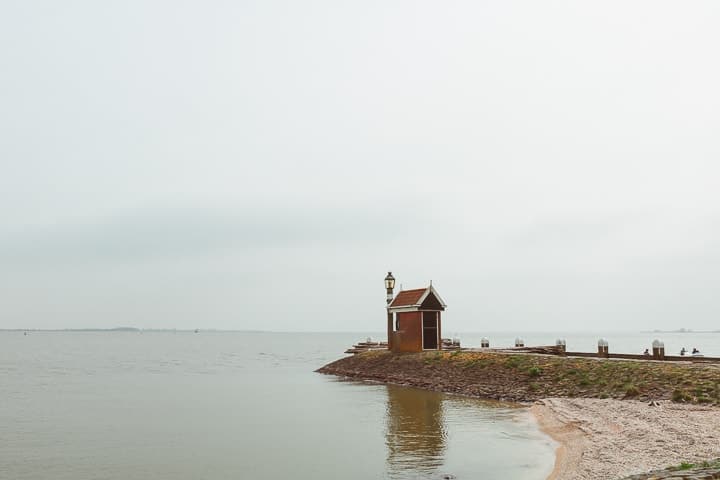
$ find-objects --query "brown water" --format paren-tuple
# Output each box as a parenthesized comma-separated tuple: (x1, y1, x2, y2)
(0, 331, 555, 479)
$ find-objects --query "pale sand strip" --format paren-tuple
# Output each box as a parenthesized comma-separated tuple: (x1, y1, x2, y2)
(531, 401, 586, 480)
(531, 398, 720, 480)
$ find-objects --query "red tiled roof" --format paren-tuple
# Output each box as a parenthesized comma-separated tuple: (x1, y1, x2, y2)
(389, 288, 427, 308)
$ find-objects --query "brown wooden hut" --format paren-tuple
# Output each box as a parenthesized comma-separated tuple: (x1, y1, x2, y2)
(387, 285, 446, 353)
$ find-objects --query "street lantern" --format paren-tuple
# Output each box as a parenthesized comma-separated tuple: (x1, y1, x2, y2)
(385, 272, 396, 306)
(385, 271, 396, 351)
(384, 272, 396, 290)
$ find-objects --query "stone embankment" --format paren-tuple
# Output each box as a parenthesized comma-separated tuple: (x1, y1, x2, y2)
(317, 350, 720, 404)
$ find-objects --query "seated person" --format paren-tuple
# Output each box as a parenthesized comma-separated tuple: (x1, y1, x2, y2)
(643, 348, 650, 356)
(680, 347, 687, 356)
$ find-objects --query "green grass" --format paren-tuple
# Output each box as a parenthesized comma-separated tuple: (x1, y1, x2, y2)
(623, 383, 640, 397)
(669, 461, 696, 471)
(505, 355, 530, 370)
(528, 366, 541, 377)
(667, 458, 720, 472)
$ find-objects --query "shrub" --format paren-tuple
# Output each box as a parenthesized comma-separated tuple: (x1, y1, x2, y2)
(624, 384, 640, 397)
(528, 367, 541, 377)
(464, 357, 491, 369)
(505, 356, 525, 369)
(423, 352, 443, 364)
(672, 389, 693, 402)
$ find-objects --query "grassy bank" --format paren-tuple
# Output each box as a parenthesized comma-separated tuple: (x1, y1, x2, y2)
(317, 350, 720, 404)
(621, 459, 720, 480)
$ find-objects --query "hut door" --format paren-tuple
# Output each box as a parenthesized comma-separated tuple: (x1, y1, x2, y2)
(422, 312, 438, 349)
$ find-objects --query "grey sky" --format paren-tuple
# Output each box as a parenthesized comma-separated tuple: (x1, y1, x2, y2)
(2, 1, 720, 331)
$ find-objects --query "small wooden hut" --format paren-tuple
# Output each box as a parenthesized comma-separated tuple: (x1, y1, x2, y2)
(387, 285, 446, 353)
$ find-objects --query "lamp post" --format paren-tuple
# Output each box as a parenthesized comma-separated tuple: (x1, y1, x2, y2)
(385, 272, 395, 350)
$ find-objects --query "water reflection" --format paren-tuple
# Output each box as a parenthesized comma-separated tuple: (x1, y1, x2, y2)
(384, 385, 448, 478)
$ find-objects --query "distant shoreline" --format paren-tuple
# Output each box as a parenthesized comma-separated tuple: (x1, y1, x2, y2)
(639, 329, 720, 333)
(0, 328, 266, 333)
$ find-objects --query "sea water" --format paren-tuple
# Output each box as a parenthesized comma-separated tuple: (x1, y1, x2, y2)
(0, 331, 555, 480)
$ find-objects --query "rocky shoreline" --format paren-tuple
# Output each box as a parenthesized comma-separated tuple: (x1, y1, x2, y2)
(317, 350, 720, 479)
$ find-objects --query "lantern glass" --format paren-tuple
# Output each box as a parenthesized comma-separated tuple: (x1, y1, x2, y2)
(384, 272, 395, 290)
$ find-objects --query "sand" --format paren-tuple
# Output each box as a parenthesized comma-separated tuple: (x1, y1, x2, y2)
(531, 398, 720, 479)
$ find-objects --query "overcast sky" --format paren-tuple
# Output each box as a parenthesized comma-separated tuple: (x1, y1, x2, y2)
(2, 1, 720, 332)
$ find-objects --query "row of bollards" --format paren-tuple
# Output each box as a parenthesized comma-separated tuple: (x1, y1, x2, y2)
(595, 338, 666, 359)
(596, 338, 667, 359)
(477, 337, 669, 360)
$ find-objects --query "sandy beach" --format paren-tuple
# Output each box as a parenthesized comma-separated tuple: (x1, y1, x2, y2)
(532, 398, 720, 479)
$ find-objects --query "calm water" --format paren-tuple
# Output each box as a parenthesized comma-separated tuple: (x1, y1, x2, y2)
(0, 332, 555, 480)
